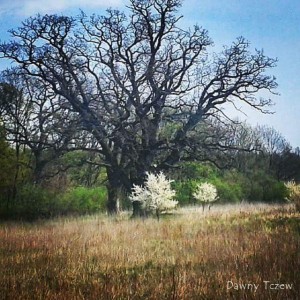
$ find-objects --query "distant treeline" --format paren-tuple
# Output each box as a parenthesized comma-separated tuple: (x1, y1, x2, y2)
(0, 117, 299, 220)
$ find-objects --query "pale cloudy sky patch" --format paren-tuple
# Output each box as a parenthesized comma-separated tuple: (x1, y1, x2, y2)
(0, 0, 123, 17)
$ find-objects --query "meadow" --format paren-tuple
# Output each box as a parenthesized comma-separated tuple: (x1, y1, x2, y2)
(0, 203, 299, 299)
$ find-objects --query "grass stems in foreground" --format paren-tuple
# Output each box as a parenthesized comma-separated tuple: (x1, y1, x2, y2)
(0, 204, 299, 299)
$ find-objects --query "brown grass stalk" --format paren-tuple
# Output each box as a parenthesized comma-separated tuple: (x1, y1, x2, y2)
(0, 203, 299, 299)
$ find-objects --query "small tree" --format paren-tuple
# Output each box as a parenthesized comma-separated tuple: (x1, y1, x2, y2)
(129, 172, 178, 220)
(285, 181, 300, 212)
(193, 182, 218, 211)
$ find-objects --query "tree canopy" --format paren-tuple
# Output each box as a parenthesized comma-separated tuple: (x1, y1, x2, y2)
(0, 0, 278, 213)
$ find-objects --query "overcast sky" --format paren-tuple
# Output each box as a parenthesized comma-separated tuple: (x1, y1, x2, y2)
(0, 0, 299, 148)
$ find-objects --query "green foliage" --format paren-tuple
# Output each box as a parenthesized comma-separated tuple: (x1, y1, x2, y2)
(61, 186, 107, 214)
(0, 131, 15, 189)
(172, 162, 288, 205)
(62, 151, 105, 187)
(0, 126, 32, 199)
(242, 171, 288, 203)
(173, 163, 244, 205)
(262, 179, 288, 203)
(172, 180, 199, 205)
(0, 126, 108, 221)
(174, 162, 220, 181)
(0, 184, 59, 220)
(210, 177, 243, 203)
(0, 185, 107, 220)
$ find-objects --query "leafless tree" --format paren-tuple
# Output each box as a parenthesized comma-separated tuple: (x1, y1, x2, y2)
(0, 70, 80, 184)
(255, 125, 293, 179)
(256, 125, 289, 155)
(0, 0, 278, 213)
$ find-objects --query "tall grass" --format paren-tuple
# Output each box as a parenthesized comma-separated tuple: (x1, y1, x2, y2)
(0, 204, 299, 299)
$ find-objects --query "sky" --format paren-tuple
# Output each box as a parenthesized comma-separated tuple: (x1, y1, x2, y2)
(0, 0, 299, 148)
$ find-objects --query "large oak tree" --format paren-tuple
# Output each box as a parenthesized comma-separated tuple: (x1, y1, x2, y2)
(0, 0, 277, 213)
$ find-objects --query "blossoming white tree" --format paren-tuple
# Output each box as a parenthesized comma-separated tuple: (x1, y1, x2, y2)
(193, 182, 218, 211)
(129, 172, 178, 220)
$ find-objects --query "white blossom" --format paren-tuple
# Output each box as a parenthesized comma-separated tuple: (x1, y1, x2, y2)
(129, 172, 178, 215)
(193, 182, 218, 204)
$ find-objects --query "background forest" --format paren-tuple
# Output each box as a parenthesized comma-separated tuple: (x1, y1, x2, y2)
(0, 0, 299, 220)
(0, 99, 299, 220)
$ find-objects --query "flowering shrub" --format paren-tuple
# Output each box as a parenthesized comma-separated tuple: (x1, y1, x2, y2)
(129, 172, 178, 219)
(193, 182, 218, 211)
(285, 181, 300, 212)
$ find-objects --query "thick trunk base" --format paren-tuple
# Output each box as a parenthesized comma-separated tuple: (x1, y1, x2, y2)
(106, 181, 122, 214)
(131, 201, 145, 218)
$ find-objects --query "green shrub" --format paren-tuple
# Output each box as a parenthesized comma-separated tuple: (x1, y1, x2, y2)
(0, 184, 59, 220)
(243, 173, 288, 203)
(172, 180, 199, 205)
(262, 180, 288, 203)
(0, 185, 107, 220)
(172, 163, 288, 204)
(210, 177, 243, 203)
(62, 186, 107, 214)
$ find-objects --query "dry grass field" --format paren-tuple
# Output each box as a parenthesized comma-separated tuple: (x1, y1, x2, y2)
(0, 203, 299, 299)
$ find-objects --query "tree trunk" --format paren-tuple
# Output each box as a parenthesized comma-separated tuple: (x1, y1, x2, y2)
(11, 140, 20, 201)
(132, 201, 144, 218)
(130, 169, 148, 218)
(107, 186, 122, 214)
(32, 152, 46, 185)
(106, 168, 128, 214)
(155, 208, 160, 221)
